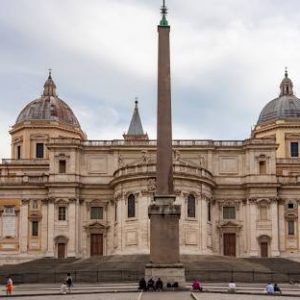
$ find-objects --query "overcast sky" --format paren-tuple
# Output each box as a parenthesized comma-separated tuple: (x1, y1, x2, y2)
(1, 0, 300, 159)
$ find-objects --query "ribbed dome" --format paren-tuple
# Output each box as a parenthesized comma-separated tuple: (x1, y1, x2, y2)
(257, 71, 300, 125)
(15, 73, 81, 128)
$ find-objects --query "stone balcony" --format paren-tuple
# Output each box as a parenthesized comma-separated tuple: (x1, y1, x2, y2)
(111, 162, 215, 187)
(1, 159, 49, 165)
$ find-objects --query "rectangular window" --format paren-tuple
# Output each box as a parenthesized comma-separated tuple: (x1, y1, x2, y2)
(187, 195, 196, 218)
(58, 207, 66, 221)
(32, 221, 38, 236)
(259, 161, 266, 174)
(128, 195, 135, 218)
(208, 202, 211, 222)
(32, 200, 38, 210)
(17, 145, 21, 159)
(59, 160, 66, 173)
(4, 206, 14, 215)
(36, 143, 44, 158)
(91, 207, 103, 219)
(115, 203, 117, 222)
(288, 220, 295, 235)
(291, 142, 299, 157)
(223, 206, 236, 219)
(260, 206, 268, 220)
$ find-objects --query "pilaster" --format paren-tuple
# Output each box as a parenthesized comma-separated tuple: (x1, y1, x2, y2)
(271, 199, 280, 256)
(68, 198, 76, 257)
(19, 199, 29, 253)
(249, 198, 258, 256)
(46, 198, 55, 256)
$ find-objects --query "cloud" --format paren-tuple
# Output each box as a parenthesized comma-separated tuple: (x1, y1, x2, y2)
(1, 0, 300, 158)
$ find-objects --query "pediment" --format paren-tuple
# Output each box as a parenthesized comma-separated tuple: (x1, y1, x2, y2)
(85, 221, 109, 230)
(218, 220, 242, 228)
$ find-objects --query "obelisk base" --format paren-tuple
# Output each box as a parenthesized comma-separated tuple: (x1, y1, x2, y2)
(146, 195, 185, 287)
(145, 263, 186, 287)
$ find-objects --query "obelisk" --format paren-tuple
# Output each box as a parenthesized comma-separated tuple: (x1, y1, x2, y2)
(145, 0, 185, 286)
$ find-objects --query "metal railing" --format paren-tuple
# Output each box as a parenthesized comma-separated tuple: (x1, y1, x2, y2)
(1, 269, 300, 284)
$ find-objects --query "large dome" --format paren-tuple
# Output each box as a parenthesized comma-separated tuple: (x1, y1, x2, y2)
(15, 73, 81, 128)
(257, 71, 300, 125)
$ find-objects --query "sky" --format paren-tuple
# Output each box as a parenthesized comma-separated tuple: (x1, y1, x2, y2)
(1, 0, 300, 159)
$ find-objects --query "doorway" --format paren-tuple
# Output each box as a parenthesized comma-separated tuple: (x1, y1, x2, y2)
(261, 242, 268, 257)
(90, 234, 103, 256)
(57, 243, 66, 259)
(223, 233, 236, 256)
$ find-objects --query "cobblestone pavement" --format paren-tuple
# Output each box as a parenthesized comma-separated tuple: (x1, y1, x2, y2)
(9, 292, 300, 300)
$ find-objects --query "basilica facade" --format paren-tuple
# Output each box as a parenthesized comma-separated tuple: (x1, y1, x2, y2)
(1, 69, 300, 263)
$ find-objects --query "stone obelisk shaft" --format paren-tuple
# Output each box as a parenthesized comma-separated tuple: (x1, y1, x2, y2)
(148, 17, 181, 265)
(156, 25, 173, 196)
(146, 3, 184, 285)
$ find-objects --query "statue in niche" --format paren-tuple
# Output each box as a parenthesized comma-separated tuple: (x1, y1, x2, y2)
(118, 153, 125, 168)
(199, 155, 206, 168)
(141, 150, 150, 163)
(174, 150, 181, 162)
(147, 178, 156, 193)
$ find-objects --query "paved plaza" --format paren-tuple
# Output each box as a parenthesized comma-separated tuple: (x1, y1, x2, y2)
(1, 282, 300, 299)
(6, 292, 300, 300)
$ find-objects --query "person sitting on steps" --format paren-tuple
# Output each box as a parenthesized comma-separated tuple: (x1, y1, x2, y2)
(192, 279, 202, 292)
(138, 277, 147, 291)
(155, 278, 163, 291)
(147, 277, 155, 291)
(274, 283, 282, 295)
(228, 280, 236, 293)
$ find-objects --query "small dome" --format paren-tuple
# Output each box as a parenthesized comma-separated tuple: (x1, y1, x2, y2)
(257, 71, 300, 125)
(15, 72, 81, 128)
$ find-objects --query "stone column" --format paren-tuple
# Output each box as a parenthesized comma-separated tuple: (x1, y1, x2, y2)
(46, 199, 55, 256)
(271, 198, 280, 256)
(249, 198, 258, 256)
(68, 199, 76, 257)
(41, 199, 48, 252)
(278, 200, 285, 252)
(19, 199, 29, 253)
(298, 200, 300, 250)
(201, 198, 208, 253)
(77, 199, 82, 257)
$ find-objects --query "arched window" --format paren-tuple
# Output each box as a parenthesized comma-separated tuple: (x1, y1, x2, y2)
(128, 194, 135, 218)
(187, 194, 196, 218)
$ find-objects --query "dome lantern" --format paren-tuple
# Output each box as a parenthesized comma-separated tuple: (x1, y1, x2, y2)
(43, 69, 57, 97)
(280, 68, 294, 96)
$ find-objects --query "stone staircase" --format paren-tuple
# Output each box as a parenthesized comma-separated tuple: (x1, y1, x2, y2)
(1, 255, 300, 283)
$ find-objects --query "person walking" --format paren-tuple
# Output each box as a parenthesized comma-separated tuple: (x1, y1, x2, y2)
(66, 273, 73, 293)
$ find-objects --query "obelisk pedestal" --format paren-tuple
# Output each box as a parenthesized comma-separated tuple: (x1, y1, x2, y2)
(145, 1, 185, 287)
(145, 196, 185, 286)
